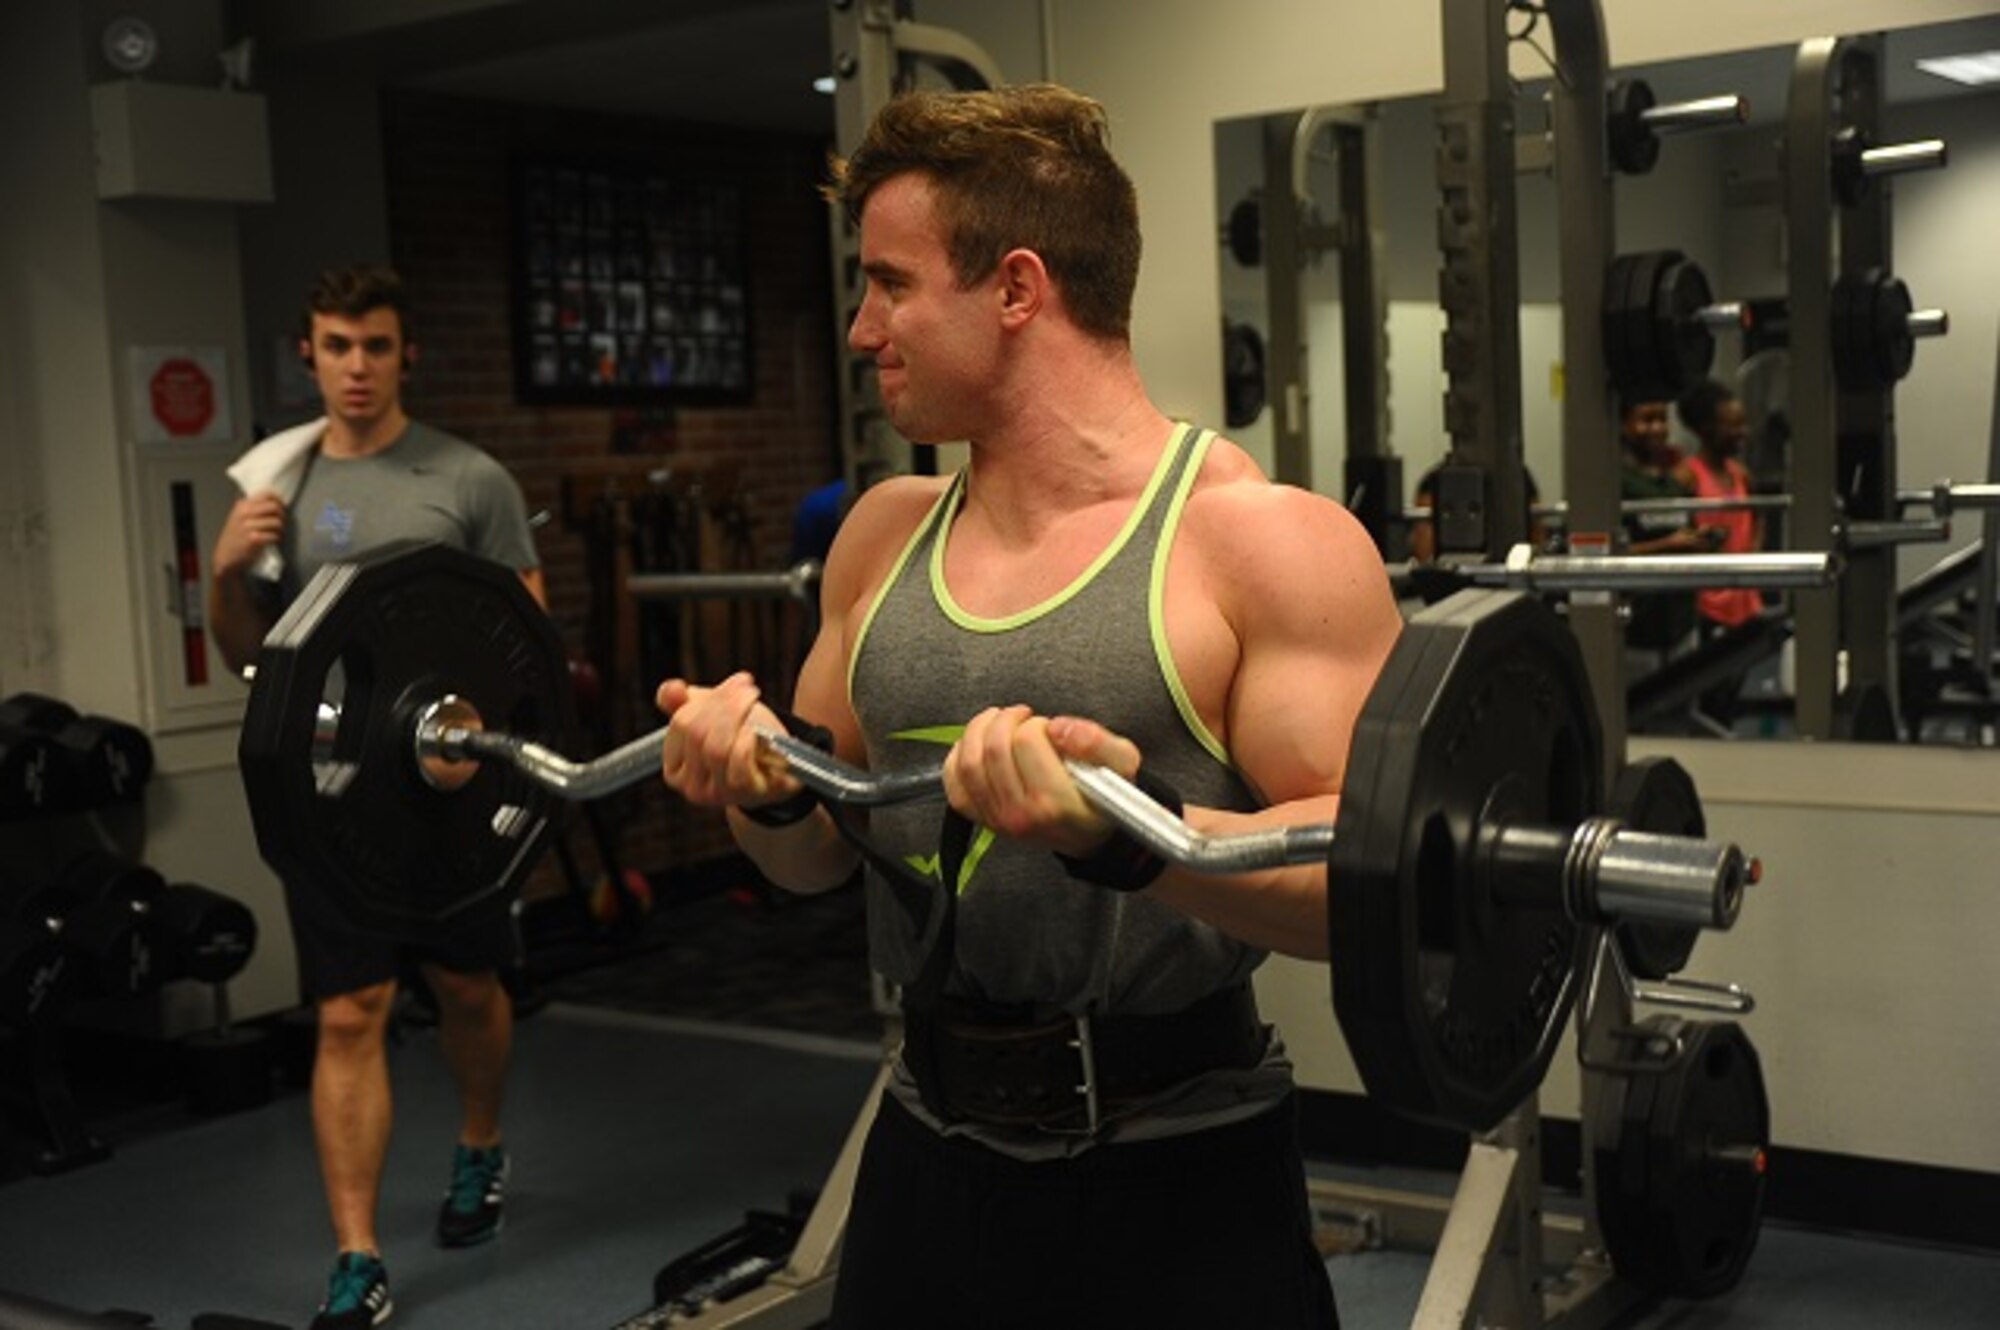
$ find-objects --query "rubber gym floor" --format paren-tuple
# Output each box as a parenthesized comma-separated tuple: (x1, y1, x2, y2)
(1, 876, 1996, 1328)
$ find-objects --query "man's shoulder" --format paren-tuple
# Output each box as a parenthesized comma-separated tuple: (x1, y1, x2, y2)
(400, 418, 477, 455)
(401, 420, 505, 475)
(1181, 465, 1376, 575)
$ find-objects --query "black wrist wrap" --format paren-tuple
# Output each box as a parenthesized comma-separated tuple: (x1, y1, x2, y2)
(1054, 767, 1184, 893)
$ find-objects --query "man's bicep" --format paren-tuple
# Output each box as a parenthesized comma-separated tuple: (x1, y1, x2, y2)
(1229, 629, 1392, 809)
(1227, 546, 1402, 808)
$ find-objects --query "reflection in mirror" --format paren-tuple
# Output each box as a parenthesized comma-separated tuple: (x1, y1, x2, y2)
(1212, 15, 2000, 744)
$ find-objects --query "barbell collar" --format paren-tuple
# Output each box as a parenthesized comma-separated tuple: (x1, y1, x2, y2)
(1485, 818, 1746, 931)
(1860, 139, 1948, 177)
(1639, 94, 1748, 134)
(1591, 826, 1747, 930)
(627, 560, 823, 604)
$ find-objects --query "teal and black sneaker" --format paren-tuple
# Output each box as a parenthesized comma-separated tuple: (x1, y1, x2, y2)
(436, 1142, 509, 1247)
(310, 1251, 393, 1329)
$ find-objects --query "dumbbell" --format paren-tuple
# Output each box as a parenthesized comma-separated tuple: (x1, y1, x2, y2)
(154, 883, 259, 987)
(0, 907, 78, 1029)
(0, 720, 65, 818)
(154, 881, 270, 1115)
(0, 693, 155, 811)
(53, 851, 169, 1001)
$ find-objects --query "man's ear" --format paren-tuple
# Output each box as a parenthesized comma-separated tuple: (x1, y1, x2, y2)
(401, 341, 420, 374)
(297, 338, 314, 370)
(996, 248, 1047, 329)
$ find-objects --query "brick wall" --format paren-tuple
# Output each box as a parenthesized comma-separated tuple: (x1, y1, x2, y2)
(380, 89, 839, 896)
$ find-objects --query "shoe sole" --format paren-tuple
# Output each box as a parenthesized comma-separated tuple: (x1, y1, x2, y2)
(436, 1214, 504, 1248)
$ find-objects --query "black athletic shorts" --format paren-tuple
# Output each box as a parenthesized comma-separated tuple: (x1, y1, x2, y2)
(829, 1091, 1340, 1330)
(281, 876, 521, 1001)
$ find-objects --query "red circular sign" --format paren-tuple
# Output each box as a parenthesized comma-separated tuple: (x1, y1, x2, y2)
(150, 358, 215, 437)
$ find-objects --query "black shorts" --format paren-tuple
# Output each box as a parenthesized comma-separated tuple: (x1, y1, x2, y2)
(829, 1092, 1339, 1330)
(282, 876, 521, 1001)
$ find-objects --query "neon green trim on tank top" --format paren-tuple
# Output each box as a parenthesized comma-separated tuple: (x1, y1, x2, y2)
(846, 485, 957, 702)
(927, 426, 1192, 633)
(1150, 430, 1232, 766)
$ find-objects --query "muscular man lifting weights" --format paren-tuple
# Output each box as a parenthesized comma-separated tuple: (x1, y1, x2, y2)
(656, 85, 1403, 1330)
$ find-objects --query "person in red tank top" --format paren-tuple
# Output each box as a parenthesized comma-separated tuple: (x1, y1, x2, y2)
(1674, 379, 1764, 632)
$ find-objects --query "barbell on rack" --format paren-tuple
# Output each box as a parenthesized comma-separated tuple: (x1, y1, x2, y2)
(1390, 547, 1835, 600)
(239, 540, 1763, 1132)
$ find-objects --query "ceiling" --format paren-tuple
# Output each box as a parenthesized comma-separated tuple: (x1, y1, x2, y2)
(244, 0, 838, 137)
(247, 3, 2000, 138)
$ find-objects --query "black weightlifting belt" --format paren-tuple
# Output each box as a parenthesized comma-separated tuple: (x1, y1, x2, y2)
(901, 984, 1266, 1134)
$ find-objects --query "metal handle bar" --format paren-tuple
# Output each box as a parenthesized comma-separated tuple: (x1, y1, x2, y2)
(758, 733, 1748, 932)
(410, 715, 1750, 934)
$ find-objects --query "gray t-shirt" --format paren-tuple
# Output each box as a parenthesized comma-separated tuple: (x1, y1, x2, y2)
(279, 420, 537, 600)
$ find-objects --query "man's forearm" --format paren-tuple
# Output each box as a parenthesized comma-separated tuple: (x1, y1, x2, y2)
(726, 806, 860, 895)
(208, 571, 274, 676)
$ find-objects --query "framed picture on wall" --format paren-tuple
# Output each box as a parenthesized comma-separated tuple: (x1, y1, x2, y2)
(512, 158, 752, 405)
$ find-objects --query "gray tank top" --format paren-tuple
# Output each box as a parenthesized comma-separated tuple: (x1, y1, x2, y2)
(848, 424, 1295, 1153)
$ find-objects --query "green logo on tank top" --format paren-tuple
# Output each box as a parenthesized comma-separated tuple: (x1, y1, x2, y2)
(893, 725, 997, 895)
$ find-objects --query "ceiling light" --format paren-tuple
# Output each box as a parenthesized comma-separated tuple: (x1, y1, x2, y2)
(813, 75, 837, 95)
(1914, 51, 2000, 87)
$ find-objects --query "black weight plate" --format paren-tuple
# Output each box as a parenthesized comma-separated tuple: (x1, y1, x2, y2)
(1223, 321, 1268, 429)
(1330, 588, 1600, 1132)
(1618, 251, 1673, 403)
(1226, 196, 1263, 268)
(1606, 80, 1660, 176)
(1610, 758, 1705, 979)
(1597, 1018, 1769, 1298)
(238, 540, 577, 943)
(1869, 272, 1915, 389)
(1601, 254, 1645, 402)
(1655, 258, 1715, 399)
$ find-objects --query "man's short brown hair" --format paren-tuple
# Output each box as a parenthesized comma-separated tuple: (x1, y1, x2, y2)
(301, 263, 413, 345)
(827, 84, 1141, 342)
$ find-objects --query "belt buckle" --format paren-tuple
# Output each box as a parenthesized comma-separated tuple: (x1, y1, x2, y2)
(1067, 1013, 1101, 1136)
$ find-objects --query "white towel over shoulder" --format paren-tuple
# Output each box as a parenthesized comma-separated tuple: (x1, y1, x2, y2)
(225, 416, 328, 583)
